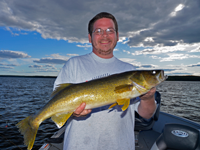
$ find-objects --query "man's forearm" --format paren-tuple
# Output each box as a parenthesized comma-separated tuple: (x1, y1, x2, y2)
(138, 97, 156, 119)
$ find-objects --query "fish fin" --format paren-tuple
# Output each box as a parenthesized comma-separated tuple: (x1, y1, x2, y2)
(16, 115, 39, 150)
(51, 83, 72, 98)
(121, 99, 130, 111)
(51, 112, 73, 128)
(116, 98, 130, 111)
(109, 103, 118, 109)
(114, 84, 133, 93)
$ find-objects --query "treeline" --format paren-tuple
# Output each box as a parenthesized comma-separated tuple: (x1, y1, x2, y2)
(0, 75, 200, 81)
(0, 75, 56, 78)
(166, 76, 200, 81)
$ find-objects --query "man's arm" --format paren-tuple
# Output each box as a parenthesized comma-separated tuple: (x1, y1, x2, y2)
(137, 87, 157, 119)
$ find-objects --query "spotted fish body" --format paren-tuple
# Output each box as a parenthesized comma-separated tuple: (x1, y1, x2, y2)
(16, 70, 167, 150)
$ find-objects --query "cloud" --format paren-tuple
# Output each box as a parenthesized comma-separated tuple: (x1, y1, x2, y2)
(123, 50, 131, 54)
(76, 44, 91, 48)
(76, 44, 92, 50)
(119, 58, 135, 63)
(187, 63, 200, 67)
(33, 53, 69, 64)
(0, 66, 14, 69)
(0, 50, 31, 59)
(0, 62, 19, 66)
(151, 53, 200, 62)
(140, 64, 158, 68)
(33, 58, 68, 64)
(1, 0, 200, 76)
(131, 43, 200, 55)
(67, 54, 79, 57)
(163, 69, 180, 72)
(127, 1, 200, 47)
(29, 64, 42, 68)
(29, 64, 57, 73)
(119, 58, 159, 69)
(169, 72, 192, 75)
(0, 0, 199, 47)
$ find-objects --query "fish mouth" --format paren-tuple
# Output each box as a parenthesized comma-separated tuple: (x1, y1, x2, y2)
(156, 70, 168, 83)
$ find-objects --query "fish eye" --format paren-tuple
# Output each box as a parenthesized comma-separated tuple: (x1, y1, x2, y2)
(152, 70, 156, 74)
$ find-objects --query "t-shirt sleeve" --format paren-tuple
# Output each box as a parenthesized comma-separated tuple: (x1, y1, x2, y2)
(53, 58, 75, 91)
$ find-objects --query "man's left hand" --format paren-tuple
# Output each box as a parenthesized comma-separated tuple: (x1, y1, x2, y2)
(140, 87, 156, 101)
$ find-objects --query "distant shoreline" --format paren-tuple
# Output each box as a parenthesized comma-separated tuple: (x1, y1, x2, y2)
(0, 75, 200, 81)
(0, 75, 56, 78)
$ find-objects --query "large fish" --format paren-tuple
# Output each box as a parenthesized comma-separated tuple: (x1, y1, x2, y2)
(16, 70, 167, 150)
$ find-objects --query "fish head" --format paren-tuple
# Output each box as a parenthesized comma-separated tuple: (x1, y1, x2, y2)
(130, 70, 167, 91)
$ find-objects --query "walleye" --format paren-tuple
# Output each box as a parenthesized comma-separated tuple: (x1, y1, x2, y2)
(16, 70, 167, 150)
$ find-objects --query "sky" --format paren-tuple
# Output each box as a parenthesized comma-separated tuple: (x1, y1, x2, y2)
(0, 0, 200, 76)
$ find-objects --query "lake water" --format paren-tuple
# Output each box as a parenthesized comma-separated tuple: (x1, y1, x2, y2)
(0, 77, 200, 150)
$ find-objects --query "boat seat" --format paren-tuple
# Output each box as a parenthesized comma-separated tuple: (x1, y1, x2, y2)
(150, 123, 200, 150)
(134, 91, 161, 146)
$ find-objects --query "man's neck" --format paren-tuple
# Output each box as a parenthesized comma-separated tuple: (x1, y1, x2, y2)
(92, 50, 113, 59)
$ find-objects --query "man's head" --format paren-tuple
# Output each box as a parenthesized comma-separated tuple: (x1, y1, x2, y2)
(88, 12, 119, 58)
(88, 12, 118, 37)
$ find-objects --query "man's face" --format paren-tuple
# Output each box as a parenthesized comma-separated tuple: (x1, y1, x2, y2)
(88, 18, 119, 58)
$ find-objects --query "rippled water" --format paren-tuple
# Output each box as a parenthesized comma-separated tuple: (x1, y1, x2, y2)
(157, 81, 200, 123)
(0, 77, 200, 150)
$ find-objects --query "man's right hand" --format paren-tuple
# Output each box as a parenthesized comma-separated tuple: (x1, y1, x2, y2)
(73, 103, 92, 117)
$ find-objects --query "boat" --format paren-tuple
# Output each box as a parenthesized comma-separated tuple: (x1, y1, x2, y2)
(39, 91, 200, 150)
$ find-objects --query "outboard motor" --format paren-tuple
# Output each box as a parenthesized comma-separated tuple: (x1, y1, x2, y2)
(151, 123, 200, 150)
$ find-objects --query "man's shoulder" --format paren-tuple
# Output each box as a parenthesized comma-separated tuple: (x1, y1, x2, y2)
(114, 58, 135, 69)
(68, 53, 91, 62)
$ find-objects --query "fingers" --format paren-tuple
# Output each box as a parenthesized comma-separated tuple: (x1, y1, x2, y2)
(140, 87, 156, 101)
(73, 103, 92, 117)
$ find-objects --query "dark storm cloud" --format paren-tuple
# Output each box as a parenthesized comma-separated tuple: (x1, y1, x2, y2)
(0, 50, 30, 58)
(1, 0, 199, 46)
(127, 0, 200, 46)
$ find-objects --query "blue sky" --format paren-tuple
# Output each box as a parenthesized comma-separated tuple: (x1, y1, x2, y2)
(0, 0, 200, 76)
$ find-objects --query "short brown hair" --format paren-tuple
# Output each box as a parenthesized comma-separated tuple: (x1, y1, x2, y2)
(88, 12, 118, 36)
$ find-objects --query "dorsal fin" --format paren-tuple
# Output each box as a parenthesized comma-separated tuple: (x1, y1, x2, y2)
(51, 83, 72, 98)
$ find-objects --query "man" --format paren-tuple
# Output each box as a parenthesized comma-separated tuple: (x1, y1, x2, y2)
(54, 12, 156, 150)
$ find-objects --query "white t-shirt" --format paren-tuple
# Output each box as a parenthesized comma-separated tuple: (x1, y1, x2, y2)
(54, 52, 140, 150)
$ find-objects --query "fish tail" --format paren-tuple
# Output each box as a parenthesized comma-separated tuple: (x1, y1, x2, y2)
(16, 115, 39, 150)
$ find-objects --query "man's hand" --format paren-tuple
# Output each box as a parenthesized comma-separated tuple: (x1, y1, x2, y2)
(140, 87, 156, 101)
(73, 103, 92, 117)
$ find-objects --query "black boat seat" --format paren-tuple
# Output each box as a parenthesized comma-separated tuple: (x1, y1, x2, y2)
(150, 123, 200, 150)
(134, 91, 161, 146)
